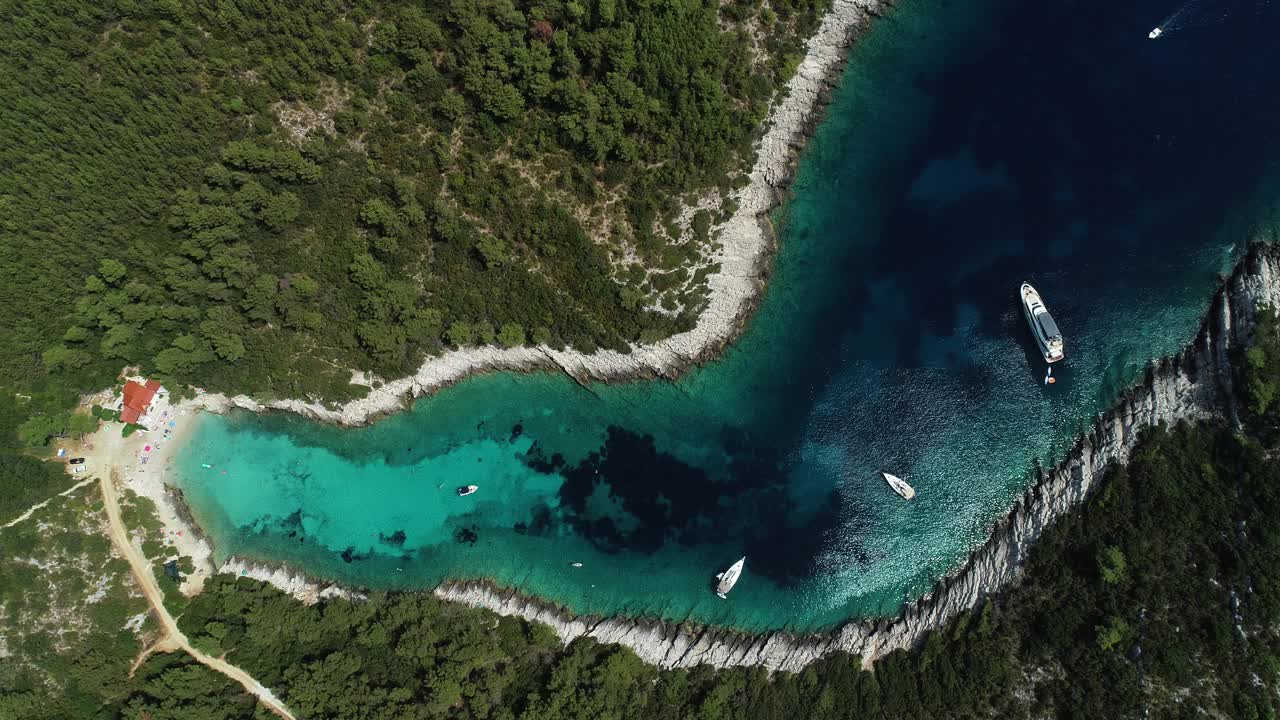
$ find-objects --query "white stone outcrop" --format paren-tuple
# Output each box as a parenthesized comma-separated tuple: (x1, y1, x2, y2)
(220, 557, 365, 605)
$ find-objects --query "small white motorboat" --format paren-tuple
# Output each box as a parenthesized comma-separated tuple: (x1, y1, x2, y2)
(1148, 26, 1163, 39)
(571, 562, 583, 568)
(883, 472, 916, 500)
(456, 485, 478, 497)
(715, 557, 746, 599)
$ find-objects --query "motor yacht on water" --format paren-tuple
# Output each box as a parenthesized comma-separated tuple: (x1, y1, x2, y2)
(1021, 283, 1065, 363)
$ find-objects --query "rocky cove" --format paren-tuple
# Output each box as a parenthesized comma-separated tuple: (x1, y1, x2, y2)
(425, 243, 1280, 672)
(149, 0, 1280, 674)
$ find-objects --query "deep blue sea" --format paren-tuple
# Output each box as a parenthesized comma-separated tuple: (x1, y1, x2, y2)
(174, 0, 1280, 631)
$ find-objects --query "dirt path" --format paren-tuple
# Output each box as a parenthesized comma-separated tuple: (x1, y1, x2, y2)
(100, 472, 297, 720)
(2, 476, 97, 529)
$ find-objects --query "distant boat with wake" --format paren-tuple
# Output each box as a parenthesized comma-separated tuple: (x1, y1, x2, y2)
(715, 557, 745, 599)
(456, 485, 478, 496)
(883, 472, 916, 500)
(1020, 282, 1065, 363)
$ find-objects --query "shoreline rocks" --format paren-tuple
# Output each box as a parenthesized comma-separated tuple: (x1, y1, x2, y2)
(219, 557, 366, 605)
(433, 243, 1280, 672)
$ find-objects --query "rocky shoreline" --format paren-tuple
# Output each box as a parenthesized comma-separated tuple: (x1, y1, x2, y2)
(188, 0, 891, 427)
(432, 243, 1280, 673)
(196, 244, 1280, 673)
(219, 557, 365, 605)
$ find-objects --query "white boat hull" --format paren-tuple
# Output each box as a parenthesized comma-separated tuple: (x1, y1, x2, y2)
(715, 557, 745, 598)
(883, 472, 916, 500)
(1021, 283, 1065, 364)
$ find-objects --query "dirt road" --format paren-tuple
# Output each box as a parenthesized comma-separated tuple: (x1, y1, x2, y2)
(2, 476, 97, 529)
(100, 472, 297, 720)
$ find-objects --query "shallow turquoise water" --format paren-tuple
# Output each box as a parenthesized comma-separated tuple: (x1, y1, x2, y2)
(175, 0, 1279, 631)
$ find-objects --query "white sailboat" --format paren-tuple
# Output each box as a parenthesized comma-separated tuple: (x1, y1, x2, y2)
(715, 557, 746, 599)
(883, 472, 916, 500)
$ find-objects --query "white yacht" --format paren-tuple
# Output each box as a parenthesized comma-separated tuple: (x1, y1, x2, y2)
(1148, 26, 1163, 39)
(883, 472, 916, 500)
(1020, 283, 1065, 363)
(715, 557, 745, 599)
(456, 485, 478, 496)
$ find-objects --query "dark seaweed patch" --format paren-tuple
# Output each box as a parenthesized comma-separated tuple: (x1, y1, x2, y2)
(454, 526, 479, 545)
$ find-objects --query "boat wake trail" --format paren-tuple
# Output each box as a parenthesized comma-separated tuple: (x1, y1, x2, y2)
(1149, 0, 1266, 38)
(1149, 0, 1204, 38)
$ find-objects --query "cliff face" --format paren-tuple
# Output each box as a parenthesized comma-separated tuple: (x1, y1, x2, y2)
(436, 243, 1280, 673)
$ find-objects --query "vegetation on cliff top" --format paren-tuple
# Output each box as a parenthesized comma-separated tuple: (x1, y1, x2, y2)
(2, 0, 828, 449)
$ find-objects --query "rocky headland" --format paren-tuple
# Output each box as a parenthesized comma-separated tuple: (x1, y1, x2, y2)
(188, 0, 890, 427)
(433, 242, 1280, 672)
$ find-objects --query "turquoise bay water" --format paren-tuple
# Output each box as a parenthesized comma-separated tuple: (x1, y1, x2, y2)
(176, 0, 1280, 631)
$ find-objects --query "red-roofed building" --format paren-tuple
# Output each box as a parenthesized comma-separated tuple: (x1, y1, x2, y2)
(120, 379, 161, 424)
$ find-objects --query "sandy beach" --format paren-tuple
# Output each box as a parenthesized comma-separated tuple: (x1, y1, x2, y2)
(72, 386, 363, 606)
(74, 387, 215, 596)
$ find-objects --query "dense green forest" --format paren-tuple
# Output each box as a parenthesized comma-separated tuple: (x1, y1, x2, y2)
(0, 394, 78, 519)
(7, 308, 1280, 718)
(2, 0, 828, 452)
